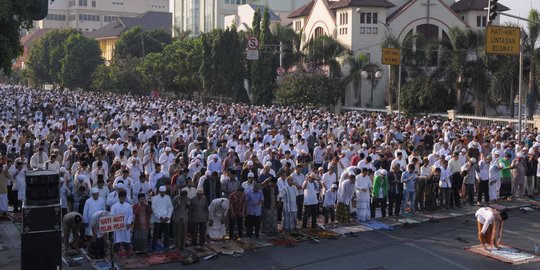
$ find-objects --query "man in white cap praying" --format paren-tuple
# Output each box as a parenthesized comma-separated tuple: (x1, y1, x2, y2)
(159, 147, 175, 177)
(151, 185, 173, 251)
(207, 198, 230, 239)
(83, 187, 106, 240)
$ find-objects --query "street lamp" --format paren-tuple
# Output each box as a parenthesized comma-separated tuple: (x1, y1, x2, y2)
(361, 69, 383, 108)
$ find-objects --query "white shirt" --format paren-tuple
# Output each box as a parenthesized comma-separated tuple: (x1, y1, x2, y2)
(337, 179, 355, 205)
(151, 194, 174, 223)
(475, 207, 495, 234)
(321, 172, 337, 191)
(303, 180, 319, 205)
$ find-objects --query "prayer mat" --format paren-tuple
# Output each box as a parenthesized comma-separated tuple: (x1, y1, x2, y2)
(409, 216, 430, 223)
(62, 253, 82, 267)
(233, 239, 259, 251)
(249, 237, 273, 247)
(302, 228, 341, 239)
(144, 250, 183, 265)
(267, 235, 298, 246)
(398, 218, 420, 224)
(208, 241, 244, 255)
(360, 221, 394, 231)
(378, 218, 402, 227)
(490, 204, 508, 210)
(285, 231, 314, 242)
(92, 261, 118, 270)
(115, 256, 149, 269)
(186, 246, 216, 258)
(6, 212, 22, 223)
(330, 224, 372, 235)
(467, 245, 540, 265)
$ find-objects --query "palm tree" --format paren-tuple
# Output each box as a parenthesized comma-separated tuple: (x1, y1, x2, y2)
(342, 54, 368, 106)
(302, 35, 350, 78)
(173, 26, 191, 41)
(526, 9, 539, 117)
(271, 24, 303, 69)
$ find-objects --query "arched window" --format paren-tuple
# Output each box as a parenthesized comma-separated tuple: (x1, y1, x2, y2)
(416, 24, 439, 66)
(314, 27, 325, 38)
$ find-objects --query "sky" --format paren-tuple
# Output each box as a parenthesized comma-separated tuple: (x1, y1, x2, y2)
(168, 0, 538, 28)
(499, 0, 538, 28)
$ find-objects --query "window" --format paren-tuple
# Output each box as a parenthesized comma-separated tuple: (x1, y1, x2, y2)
(69, 14, 75, 21)
(314, 26, 324, 37)
(366, 27, 371, 34)
(104, 15, 118, 22)
(360, 27, 365, 34)
(339, 28, 348, 35)
(360, 12, 378, 25)
(339, 12, 348, 26)
(112, 1, 124, 5)
(476, 16, 487, 27)
(295, 21, 301, 31)
(78, 0, 87, 6)
(46, 14, 66, 21)
(372, 27, 378, 34)
(69, 0, 75, 7)
(92, 0, 96, 7)
(224, 0, 246, 4)
(79, 14, 100, 21)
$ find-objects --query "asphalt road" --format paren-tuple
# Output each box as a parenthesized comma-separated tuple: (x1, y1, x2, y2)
(2, 209, 540, 270)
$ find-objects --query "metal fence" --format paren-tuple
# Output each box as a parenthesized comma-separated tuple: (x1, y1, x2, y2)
(339, 106, 534, 129)
(453, 114, 534, 130)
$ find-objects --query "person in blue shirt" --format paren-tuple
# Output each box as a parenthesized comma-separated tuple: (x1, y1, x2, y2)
(401, 164, 417, 215)
(246, 183, 264, 238)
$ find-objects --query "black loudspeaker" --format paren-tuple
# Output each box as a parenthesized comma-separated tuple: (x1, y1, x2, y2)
(25, 170, 60, 206)
(21, 230, 62, 270)
(22, 202, 61, 233)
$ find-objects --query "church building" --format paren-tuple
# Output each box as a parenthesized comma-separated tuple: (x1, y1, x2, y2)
(288, 0, 509, 108)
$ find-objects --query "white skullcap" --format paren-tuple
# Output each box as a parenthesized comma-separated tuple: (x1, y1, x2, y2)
(115, 183, 124, 189)
(91, 187, 99, 194)
(331, 184, 338, 189)
(247, 172, 255, 178)
(165, 147, 172, 151)
(205, 170, 211, 176)
(380, 169, 388, 175)
(348, 171, 356, 177)
(494, 150, 501, 155)
(159, 186, 166, 192)
(247, 161, 254, 166)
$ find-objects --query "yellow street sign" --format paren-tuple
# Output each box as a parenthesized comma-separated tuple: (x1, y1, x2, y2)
(382, 48, 401, 65)
(486, 26, 520, 55)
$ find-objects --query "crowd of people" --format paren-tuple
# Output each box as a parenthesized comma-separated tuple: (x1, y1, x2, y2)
(0, 84, 538, 257)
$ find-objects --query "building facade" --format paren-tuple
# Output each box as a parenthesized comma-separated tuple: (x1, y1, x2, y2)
(172, 0, 311, 36)
(288, 0, 508, 108)
(33, 0, 169, 32)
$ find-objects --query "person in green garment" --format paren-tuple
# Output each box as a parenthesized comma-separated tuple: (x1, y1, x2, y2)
(371, 169, 389, 218)
(498, 153, 512, 199)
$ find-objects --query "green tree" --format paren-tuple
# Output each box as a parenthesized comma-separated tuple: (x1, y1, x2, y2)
(400, 74, 454, 113)
(141, 36, 203, 97)
(60, 33, 103, 89)
(26, 29, 78, 86)
(92, 57, 147, 94)
(342, 54, 368, 106)
(0, 0, 34, 75)
(114, 26, 172, 59)
(250, 8, 276, 105)
(276, 72, 339, 107)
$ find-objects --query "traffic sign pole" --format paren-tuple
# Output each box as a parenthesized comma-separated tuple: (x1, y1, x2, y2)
(518, 32, 523, 142)
(109, 232, 116, 270)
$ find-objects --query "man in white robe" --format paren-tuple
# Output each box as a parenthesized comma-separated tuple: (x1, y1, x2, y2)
(355, 168, 372, 222)
(83, 187, 106, 237)
(279, 176, 297, 231)
(111, 190, 134, 253)
(208, 198, 229, 238)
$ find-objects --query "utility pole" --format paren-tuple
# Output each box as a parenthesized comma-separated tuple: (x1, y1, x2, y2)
(518, 32, 523, 142)
(141, 32, 145, 57)
(279, 41, 283, 68)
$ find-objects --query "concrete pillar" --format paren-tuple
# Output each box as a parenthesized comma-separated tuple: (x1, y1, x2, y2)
(448, 110, 457, 121)
(533, 114, 540, 130)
